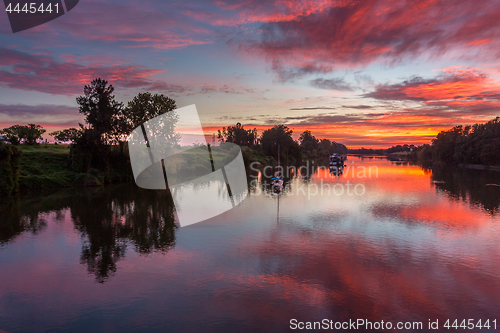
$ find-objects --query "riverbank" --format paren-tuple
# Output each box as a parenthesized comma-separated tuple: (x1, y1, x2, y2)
(3, 144, 274, 193)
(15, 144, 133, 191)
(17, 144, 77, 190)
(458, 164, 500, 172)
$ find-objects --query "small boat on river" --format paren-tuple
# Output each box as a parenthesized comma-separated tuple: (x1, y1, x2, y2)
(329, 154, 345, 167)
(271, 176, 283, 192)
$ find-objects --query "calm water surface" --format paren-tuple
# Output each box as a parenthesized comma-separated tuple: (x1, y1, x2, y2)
(1, 157, 500, 332)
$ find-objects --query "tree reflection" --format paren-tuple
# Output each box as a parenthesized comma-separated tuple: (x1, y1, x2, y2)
(0, 196, 47, 245)
(72, 185, 177, 282)
(432, 166, 500, 215)
(0, 184, 177, 282)
(71, 188, 129, 283)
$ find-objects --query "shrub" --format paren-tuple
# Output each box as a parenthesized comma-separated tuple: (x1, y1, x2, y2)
(0, 143, 21, 195)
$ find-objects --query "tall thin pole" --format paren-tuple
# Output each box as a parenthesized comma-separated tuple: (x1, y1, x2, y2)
(277, 191, 280, 223)
(277, 145, 280, 177)
(277, 144, 281, 223)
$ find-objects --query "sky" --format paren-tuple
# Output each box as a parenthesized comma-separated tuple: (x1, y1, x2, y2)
(1, 0, 500, 148)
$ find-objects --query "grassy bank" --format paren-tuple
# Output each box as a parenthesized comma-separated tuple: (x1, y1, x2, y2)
(17, 144, 78, 190)
(16, 144, 133, 191)
(18, 144, 71, 154)
(12, 144, 272, 192)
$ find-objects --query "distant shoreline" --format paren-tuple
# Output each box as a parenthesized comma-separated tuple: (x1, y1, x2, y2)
(458, 164, 500, 172)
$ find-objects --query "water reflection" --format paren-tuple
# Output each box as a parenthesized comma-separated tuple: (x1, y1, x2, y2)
(329, 165, 343, 177)
(0, 196, 47, 245)
(1, 157, 500, 332)
(229, 158, 500, 325)
(432, 166, 500, 215)
(0, 185, 177, 282)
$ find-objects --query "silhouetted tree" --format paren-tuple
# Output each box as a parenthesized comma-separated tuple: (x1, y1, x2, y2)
(121, 92, 177, 135)
(299, 130, 319, 158)
(411, 117, 500, 166)
(319, 139, 332, 156)
(76, 78, 124, 145)
(0, 124, 45, 145)
(72, 78, 125, 172)
(387, 144, 415, 153)
(23, 124, 46, 145)
(331, 141, 348, 155)
(49, 128, 82, 143)
(260, 124, 301, 162)
(432, 125, 464, 164)
(218, 122, 258, 146)
(0, 125, 24, 145)
(431, 117, 500, 166)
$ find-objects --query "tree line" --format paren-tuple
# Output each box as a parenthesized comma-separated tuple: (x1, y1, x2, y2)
(1, 78, 176, 148)
(1, 77, 350, 195)
(2, 77, 348, 168)
(411, 117, 500, 166)
(0, 78, 178, 193)
(217, 123, 347, 163)
(347, 144, 416, 155)
(0, 124, 46, 145)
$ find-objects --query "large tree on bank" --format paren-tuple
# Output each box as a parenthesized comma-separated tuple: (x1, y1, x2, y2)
(260, 124, 301, 163)
(123, 92, 177, 134)
(72, 78, 124, 172)
(76, 78, 124, 144)
(299, 130, 319, 159)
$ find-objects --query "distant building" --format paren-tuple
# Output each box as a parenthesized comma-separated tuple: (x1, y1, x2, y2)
(0, 135, 6, 142)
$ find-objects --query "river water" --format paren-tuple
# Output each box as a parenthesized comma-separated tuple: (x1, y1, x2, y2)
(1, 156, 500, 332)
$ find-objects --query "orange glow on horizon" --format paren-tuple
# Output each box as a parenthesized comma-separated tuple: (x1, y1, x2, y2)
(203, 122, 455, 149)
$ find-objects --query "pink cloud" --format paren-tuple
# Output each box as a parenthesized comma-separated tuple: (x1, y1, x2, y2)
(15, 0, 214, 50)
(365, 67, 500, 117)
(241, 0, 500, 78)
(0, 47, 255, 97)
(0, 47, 172, 95)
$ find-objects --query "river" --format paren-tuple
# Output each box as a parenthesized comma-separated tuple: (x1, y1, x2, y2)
(1, 156, 499, 332)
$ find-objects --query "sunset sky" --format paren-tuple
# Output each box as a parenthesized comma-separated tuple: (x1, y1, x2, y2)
(1, 0, 500, 148)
